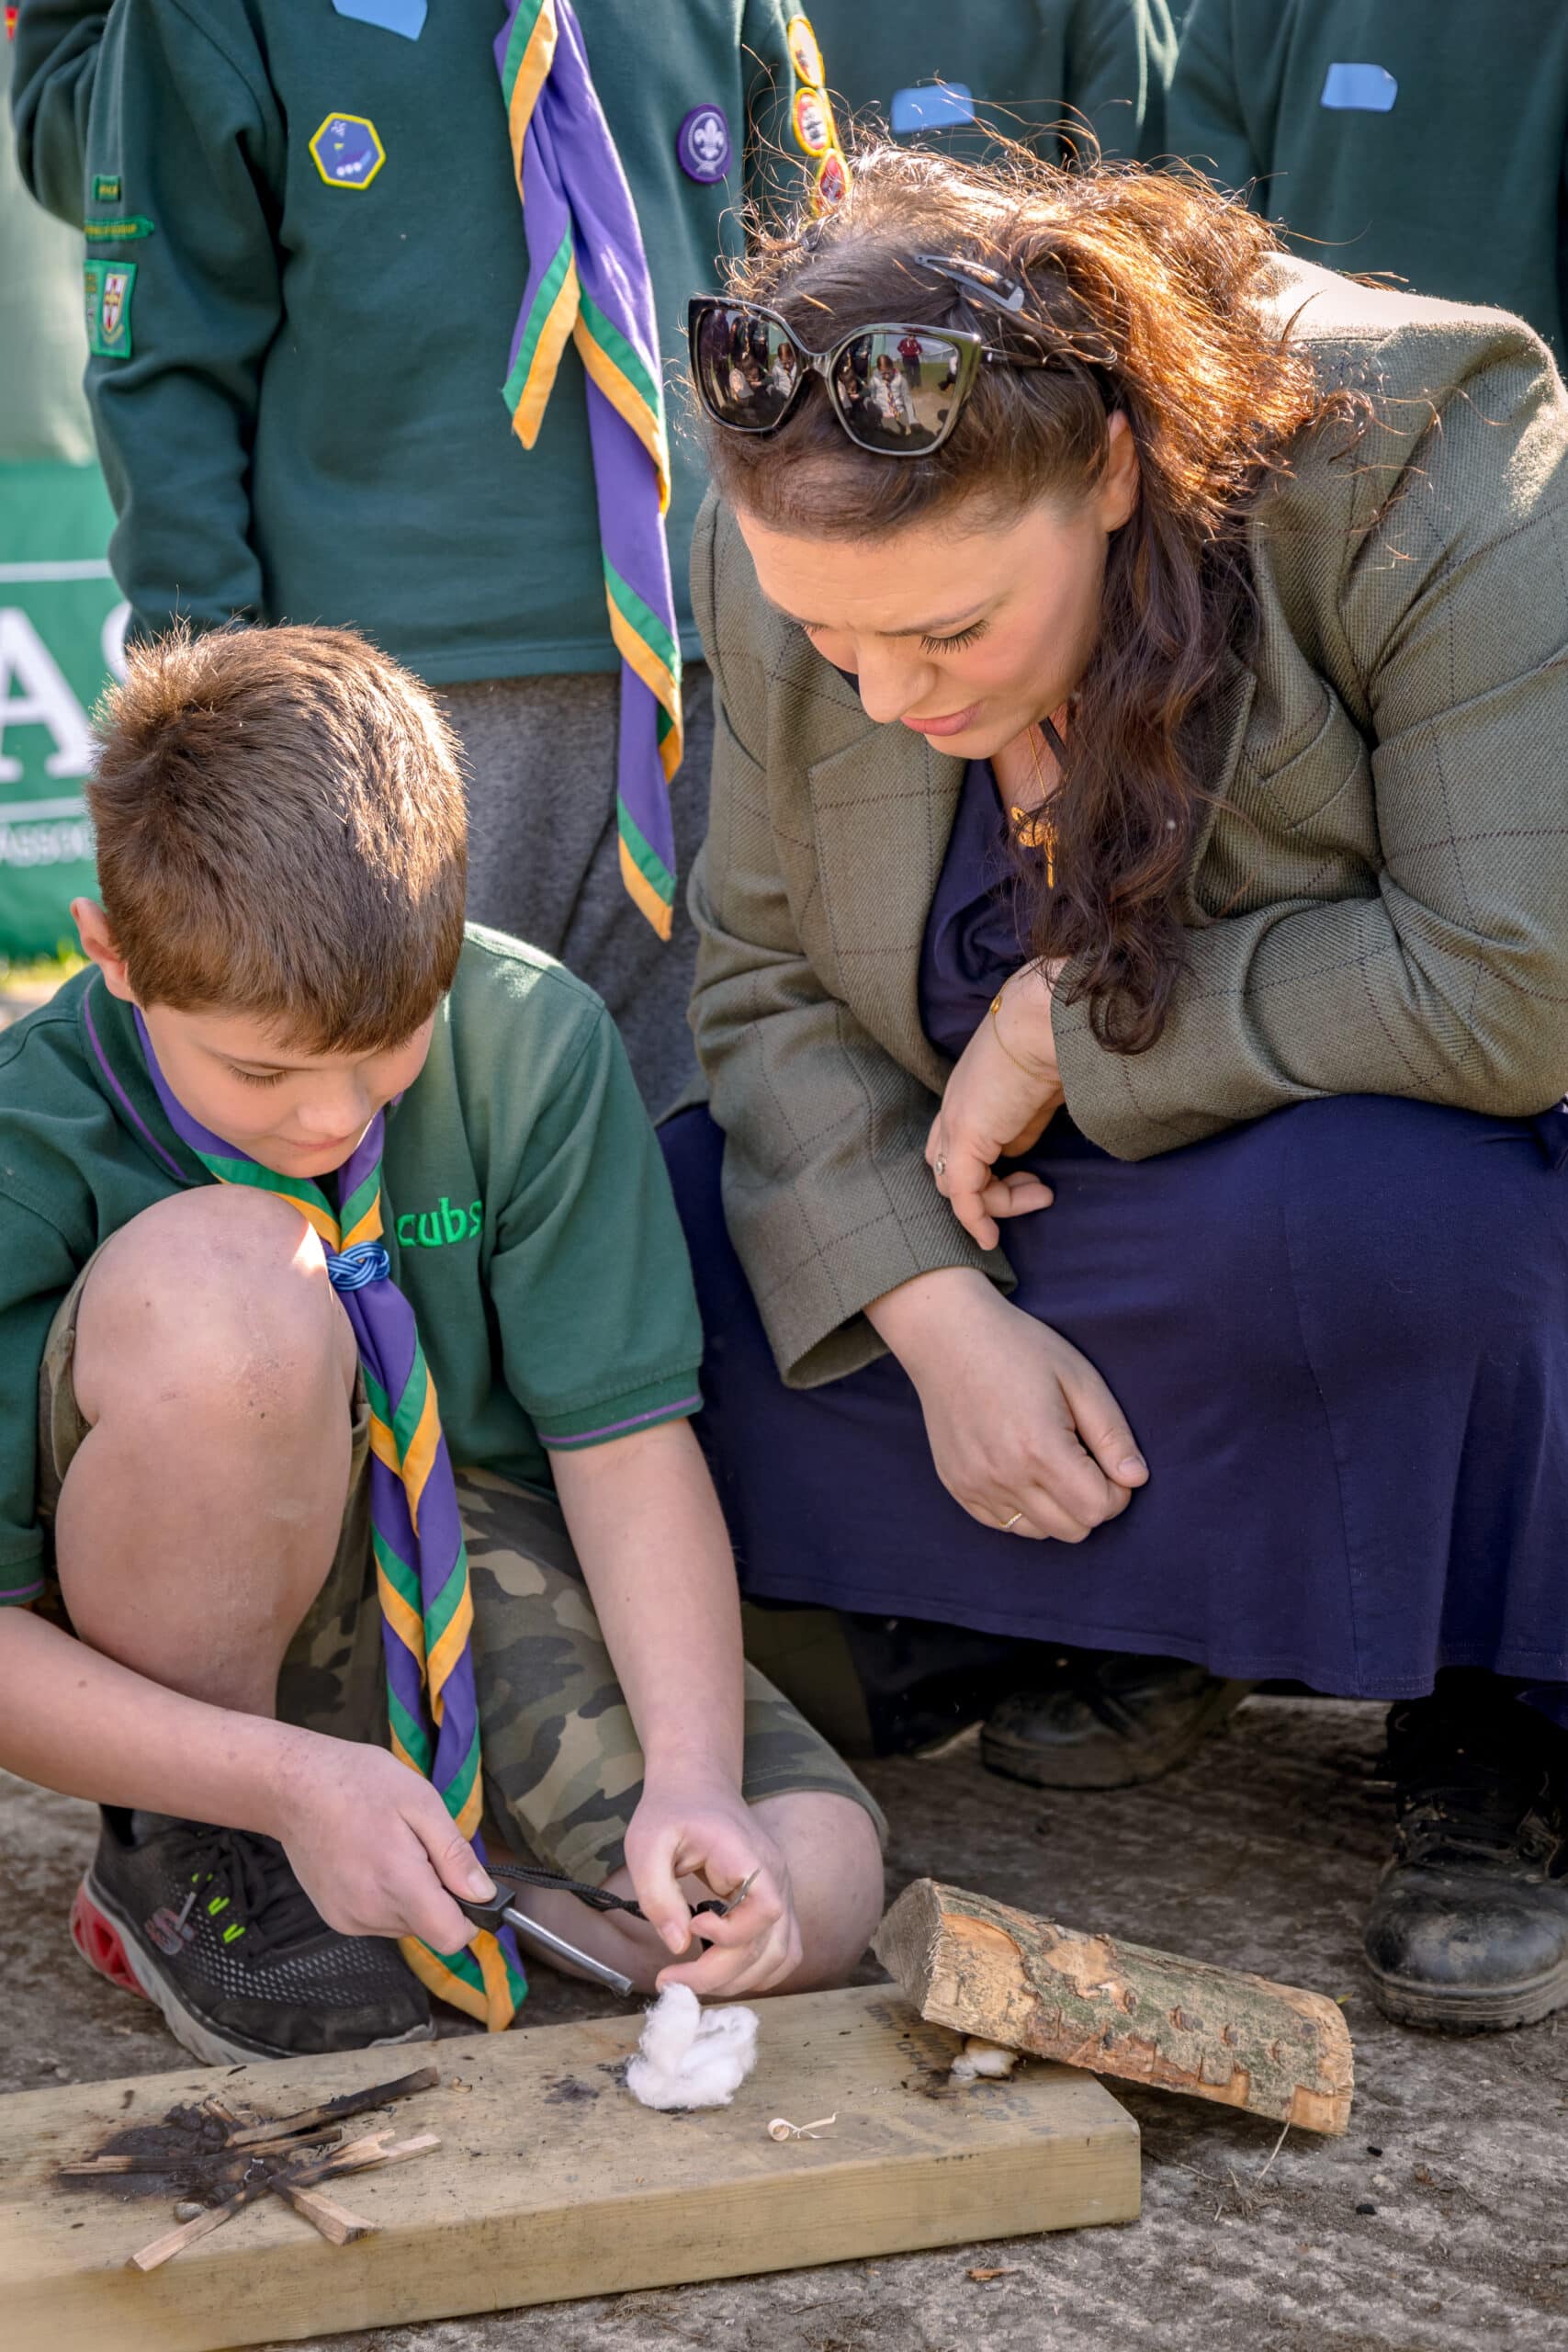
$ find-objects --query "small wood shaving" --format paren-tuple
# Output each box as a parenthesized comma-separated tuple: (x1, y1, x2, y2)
(765, 2113, 837, 2141)
(968, 2266, 1020, 2281)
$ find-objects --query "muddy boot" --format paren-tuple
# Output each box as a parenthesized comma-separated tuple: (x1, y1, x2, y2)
(980, 1649, 1255, 1790)
(1364, 1683, 1568, 2033)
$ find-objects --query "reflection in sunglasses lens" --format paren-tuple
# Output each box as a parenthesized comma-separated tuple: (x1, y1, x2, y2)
(835, 333, 959, 452)
(698, 304, 801, 429)
(697, 308, 964, 449)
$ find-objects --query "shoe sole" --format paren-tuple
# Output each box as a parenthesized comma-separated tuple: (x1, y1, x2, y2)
(980, 1677, 1256, 1792)
(1367, 1949, 1568, 2035)
(72, 1873, 434, 2068)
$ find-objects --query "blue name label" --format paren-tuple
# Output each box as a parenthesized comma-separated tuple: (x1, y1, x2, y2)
(331, 0, 427, 37)
(890, 82, 976, 136)
(1320, 62, 1398, 112)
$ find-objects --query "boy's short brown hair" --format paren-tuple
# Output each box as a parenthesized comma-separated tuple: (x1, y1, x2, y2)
(88, 625, 468, 1052)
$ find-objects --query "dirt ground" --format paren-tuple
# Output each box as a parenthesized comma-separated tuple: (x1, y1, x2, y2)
(5, 1693, 1566, 2351)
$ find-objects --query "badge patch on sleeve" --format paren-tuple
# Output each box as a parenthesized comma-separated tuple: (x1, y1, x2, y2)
(92, 173, 122, 203)
(792, 84, 835, 157)
(815, 149, 849, 209)
(85, 260, 136, 357)
(308, 113, 387, 188)
(85, 215, 156, 244)
(785, 14, 824, 88)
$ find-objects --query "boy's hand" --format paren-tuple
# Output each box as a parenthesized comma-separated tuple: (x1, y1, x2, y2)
(625, 1772, 802, 1998)
(271, 1732, 495, 1955)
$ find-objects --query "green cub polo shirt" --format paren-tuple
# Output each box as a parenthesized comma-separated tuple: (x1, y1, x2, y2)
(808, 0, 1175, 163)
(0, 928, 704, 1608)
(14, 0, 829, 682)
(1168, 0, 1568, 360)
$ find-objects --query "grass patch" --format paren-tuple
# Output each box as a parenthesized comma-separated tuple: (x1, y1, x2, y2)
(0, 947, 84, 994)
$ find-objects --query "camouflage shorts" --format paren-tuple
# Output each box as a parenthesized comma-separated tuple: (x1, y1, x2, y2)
(38, 1261, 884, 1886)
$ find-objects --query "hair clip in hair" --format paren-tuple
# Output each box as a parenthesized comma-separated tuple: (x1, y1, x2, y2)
(918, 252, 1027, 313)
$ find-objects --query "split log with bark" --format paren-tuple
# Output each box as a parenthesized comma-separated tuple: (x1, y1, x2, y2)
(874, 1879, 1353, 2133)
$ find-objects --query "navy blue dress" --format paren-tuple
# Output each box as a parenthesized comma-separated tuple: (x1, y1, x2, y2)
(662, 761, 1568, 1724)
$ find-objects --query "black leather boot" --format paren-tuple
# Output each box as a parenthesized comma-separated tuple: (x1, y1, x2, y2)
(1365, 1682, 1568, 2033)
(980, 1649, 1256, 1790)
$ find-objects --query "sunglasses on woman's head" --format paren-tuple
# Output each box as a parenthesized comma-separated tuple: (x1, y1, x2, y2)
(688, 256, 1052, 458)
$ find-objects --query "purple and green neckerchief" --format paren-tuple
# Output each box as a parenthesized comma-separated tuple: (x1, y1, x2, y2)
(495, 0, 682, 939)
(123, 1009, 525, 2030)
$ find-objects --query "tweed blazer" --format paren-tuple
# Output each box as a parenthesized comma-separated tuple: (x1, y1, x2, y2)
(687, 259, 1568, 1389)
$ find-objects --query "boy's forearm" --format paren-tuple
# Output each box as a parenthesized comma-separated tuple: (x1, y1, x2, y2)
(551, 1420, 745, 1786)
(0, 1605, 312, 1834)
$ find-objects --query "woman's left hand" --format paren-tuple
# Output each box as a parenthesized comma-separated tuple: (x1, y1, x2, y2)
(927, 965, 1065, 1249)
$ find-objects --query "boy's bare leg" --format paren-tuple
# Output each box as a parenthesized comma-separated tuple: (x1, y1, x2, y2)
(502, 1792, 885, 1996)
(57, 1185, 359, 1713)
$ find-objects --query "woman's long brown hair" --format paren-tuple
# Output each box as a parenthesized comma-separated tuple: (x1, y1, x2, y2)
(698, 145, 1362, 1054)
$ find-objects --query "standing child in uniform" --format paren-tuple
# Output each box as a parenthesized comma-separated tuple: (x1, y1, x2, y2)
(1168, 0, 1568, 364)
(806, 0, 1175, 164)
(9, 1, 852, 1113)
(0, 622, 883, 2065)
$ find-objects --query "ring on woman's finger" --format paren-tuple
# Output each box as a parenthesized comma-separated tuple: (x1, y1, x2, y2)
(999, 1508, 1025, 1532)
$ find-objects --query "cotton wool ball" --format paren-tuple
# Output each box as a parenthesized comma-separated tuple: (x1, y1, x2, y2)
(626, 1983, 761, 2112)
(950, 2036, 1020, 2083)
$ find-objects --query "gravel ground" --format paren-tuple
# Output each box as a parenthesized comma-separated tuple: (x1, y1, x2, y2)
(6, 1694, 1567, 2351)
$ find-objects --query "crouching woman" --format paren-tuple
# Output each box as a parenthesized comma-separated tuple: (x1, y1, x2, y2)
(662, 144, 1568, 2033)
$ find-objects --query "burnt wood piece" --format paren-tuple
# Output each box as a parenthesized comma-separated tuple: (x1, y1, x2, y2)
(222, 2064, 439, 2149)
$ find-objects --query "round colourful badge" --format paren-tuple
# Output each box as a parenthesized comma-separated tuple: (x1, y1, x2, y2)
(793, 85, 838, 158)
(677, 104, 732, 185)
(785, 13, 825, 88)
(815, 149, 850, 209)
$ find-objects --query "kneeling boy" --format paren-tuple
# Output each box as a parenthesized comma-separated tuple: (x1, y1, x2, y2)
(0, 623, 884, 2064)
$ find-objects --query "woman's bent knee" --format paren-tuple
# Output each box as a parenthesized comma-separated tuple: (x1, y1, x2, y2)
(74, 1187, 355, 1427)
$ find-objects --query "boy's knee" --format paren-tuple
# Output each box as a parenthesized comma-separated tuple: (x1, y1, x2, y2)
(759, 1791, 886, 1990)
(75, 1186, 355, 1427)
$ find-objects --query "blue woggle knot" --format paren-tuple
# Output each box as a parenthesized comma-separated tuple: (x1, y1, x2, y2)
(325, 1241, 391, 1293)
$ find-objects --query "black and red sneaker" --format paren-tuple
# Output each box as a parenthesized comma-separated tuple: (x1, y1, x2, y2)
(72, 1807, 431, 2065)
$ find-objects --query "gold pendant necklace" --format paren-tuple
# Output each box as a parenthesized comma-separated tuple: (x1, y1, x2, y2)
(1009, 721, 1058, 887)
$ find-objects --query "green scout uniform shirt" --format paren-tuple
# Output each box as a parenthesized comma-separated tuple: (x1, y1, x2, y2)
(1, 28, 95, 464)
(1168, 0, 1568, 361)
(17, 0, 823, 682)
(0, 928, 704, 1608)
(808, 0, 1175, 164)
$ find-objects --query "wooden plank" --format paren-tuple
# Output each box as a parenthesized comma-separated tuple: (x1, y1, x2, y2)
(874, 1880, 1354, 2133)
(2, 1984, 1138, 2351)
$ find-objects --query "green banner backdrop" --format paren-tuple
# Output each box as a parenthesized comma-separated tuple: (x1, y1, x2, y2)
(0, 461, 121, 956)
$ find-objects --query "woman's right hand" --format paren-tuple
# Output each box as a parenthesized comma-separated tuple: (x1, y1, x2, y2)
(868, 1269, 1148, 1542)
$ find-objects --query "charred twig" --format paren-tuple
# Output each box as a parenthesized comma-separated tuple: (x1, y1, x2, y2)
(64, 2121, 344, 2182)
(127, 2122, 442, 2270)
(223, 2065, 438, 2149)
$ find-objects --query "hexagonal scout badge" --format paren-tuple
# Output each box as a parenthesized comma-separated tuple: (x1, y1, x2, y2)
(309, 113, 387, 188)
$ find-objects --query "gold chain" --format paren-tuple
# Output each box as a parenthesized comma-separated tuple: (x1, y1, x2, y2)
(1008, 720, 1058, 888)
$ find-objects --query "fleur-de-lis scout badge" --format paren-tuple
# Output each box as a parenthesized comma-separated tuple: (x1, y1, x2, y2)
(676, 103, 731, 185)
